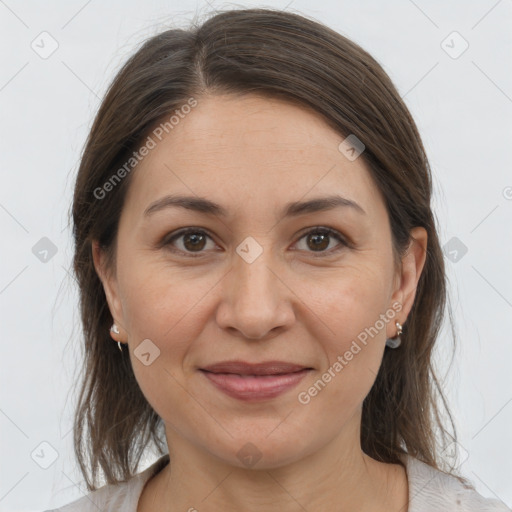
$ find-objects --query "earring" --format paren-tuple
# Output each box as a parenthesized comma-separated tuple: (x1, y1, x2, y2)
(385, 321, 403, 349)
(110, 323, 123, 352)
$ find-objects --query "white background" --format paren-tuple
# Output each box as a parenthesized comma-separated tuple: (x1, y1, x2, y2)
(0, 0, 511, 510)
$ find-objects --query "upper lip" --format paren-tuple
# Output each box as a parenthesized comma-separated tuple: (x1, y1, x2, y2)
(200, 360, 311, 376)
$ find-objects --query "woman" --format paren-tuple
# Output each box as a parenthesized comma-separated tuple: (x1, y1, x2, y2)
(46, 7, 510, 512)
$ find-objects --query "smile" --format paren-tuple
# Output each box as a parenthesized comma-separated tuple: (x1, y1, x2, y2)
(199, 368, 312, 401)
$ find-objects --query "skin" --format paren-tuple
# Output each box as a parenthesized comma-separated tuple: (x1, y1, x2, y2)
(93, 93, 427, 512)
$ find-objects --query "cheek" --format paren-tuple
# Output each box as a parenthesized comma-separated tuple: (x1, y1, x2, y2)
(117, 255, 220, 342)
(293, 263, 390, 403)
(117, 260, 224, 413)
(295, 274, 388, 416)
(119, 268, 206, 422)
(301, 263, 391, 349)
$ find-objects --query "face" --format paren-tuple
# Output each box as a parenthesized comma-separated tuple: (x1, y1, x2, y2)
(94, 93, 427, 469)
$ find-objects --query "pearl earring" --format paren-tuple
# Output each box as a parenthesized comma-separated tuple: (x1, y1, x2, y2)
(110, 323, 123, 352)
(385, 321, 403, 349)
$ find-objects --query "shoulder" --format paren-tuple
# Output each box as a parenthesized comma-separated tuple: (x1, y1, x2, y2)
(43, 454, 170, 512)
(403, 454, 511, 511)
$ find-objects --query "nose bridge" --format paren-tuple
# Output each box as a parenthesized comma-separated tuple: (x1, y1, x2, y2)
(234, 240, 275, 299)
(216, 235, 293, 339)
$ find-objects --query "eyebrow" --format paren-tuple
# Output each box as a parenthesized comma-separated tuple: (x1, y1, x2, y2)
(143, 194, 366, 219)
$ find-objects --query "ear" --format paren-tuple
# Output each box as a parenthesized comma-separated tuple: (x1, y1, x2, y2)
(387, 227, 428, 338)
(92, 239, 127, 341)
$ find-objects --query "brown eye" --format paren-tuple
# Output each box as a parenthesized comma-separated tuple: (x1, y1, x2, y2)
(162, 226, 348, 258)
(182, 232, 207, 251)
(295, 228, 347, 255)
(164, 228, 216, 256)
(307, 232, 330, 251)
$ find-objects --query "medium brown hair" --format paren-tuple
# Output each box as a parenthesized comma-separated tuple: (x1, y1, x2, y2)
(70, 7, 467, 490)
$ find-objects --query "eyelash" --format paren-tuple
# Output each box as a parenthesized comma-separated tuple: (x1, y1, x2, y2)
(161, 226, 349, 258)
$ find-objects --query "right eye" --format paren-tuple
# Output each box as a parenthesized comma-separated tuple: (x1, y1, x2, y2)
(162, 228, 218, 257)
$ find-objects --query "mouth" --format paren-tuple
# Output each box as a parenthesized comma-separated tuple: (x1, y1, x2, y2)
(199, 360, 313, 401)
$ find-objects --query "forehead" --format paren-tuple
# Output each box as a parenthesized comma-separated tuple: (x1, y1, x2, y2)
(122, 93, 385, 223)
(156, 93, 348, 160)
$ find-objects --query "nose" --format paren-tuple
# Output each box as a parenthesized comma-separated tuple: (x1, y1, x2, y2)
(215, 244, 295, 340)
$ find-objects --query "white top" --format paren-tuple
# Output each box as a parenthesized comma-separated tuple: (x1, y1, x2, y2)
(45, 454, 511, 511)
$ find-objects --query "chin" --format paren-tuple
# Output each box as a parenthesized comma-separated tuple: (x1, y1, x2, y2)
(204, 429, 316, 470)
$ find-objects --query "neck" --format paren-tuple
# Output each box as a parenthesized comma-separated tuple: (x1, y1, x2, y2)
(138, 415, 409, 512)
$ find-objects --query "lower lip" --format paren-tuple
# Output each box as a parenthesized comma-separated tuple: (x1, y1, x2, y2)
(200, 369, 311, 401)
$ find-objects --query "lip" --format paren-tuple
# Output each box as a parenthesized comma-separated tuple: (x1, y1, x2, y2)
(201, 360, 310, 375)
(199, 360, 313, 401)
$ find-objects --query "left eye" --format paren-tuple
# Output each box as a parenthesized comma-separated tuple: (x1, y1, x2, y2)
(294, 227, 347, 255)
(162, 227, 347, 257)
